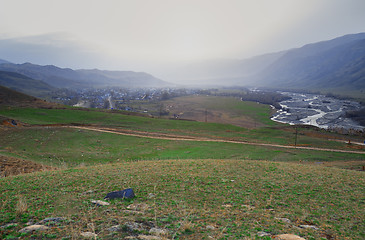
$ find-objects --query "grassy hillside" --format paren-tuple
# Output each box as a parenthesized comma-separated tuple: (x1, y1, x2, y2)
(0, 71, 55, 97)
(1, 159, 364, 239)
(0, 86, 60, 108)
(0, 98, 364, 239)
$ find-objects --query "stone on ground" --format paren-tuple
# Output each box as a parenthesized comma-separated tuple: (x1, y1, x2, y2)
(19, 225, 49, 233)
(275, 234, 306, 240)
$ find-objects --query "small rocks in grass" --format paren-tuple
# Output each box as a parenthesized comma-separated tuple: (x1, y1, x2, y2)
(1, 223, 18, 229)
(127, 203, 149, 211)
(123, 210, 144, 214)
(137, 235, 165, 240)
(148, 193, 155, 198)
(37, 217, 66, 225)
(149, 227, 168, 236)
(107, 225, 122, 232)
(206, 225, 216, 230)
(275, 234, 306, 240)
(80, 231, 98, 238)
(257, 231, 271, 237)
(91, 200, 110, 206)
(222, 204, 232, 208)
(82, 190, 95, 195)
(275, 217, 292, 224)
(299, 224, 319, 230)
(241, 204, 255, 210)
(19, 225, 49, 233)
(105, 188, 135, 200)
(125, 221, 147, 232)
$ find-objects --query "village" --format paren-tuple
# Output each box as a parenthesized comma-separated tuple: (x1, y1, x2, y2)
(47, 87, 203, 113)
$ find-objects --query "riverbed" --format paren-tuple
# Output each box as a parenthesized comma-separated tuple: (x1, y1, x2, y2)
(271, 92, 364, 130)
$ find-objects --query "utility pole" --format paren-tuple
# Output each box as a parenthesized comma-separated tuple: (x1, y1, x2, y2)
(205, 109, 208, 123)
(294, 126, 298, 147)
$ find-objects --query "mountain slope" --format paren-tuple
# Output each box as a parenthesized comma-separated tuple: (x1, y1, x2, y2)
(0, 70, 55, 97)
(0, 58, 11, 64)
(0, 85, 59, 108)
(251, 33, 365, 92)
(0, 62, 170, 88)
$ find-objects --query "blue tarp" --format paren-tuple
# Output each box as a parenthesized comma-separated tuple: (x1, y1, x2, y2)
(104, 188, 135, 200)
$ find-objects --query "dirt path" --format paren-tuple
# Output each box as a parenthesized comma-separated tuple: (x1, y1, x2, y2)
(70, 126, 365, 155)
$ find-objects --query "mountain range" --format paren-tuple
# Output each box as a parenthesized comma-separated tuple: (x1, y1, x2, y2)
(250, 33, 365, 92)
(170, 33, 365, 95)
(1, 32, 365, 97)
(0, 61, 170, 89)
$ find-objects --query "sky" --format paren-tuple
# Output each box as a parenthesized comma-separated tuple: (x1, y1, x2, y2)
(1, 0, 365, 81)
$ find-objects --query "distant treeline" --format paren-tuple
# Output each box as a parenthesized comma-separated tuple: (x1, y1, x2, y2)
(240, 91, 291, 109)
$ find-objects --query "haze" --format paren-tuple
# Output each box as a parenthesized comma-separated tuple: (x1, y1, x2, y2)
(1, 0, 365, 84)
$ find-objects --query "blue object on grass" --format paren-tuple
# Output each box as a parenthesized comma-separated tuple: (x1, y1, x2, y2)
(104, 188, 135, 200)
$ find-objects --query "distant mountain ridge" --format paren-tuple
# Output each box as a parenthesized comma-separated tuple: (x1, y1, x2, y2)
(251, 33, 365, 92)
(0, 62, 170, 89)
(0, 70, 55, 97)
(168, 33, 365, 95)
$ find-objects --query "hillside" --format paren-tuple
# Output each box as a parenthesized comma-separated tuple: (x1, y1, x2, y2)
(0, 61, 170, 88)
(169, 33, 365, 96)
(0, 97, 364, 239)
(252, 33, 365, 93)
(0, 70, 55, 97)
(0, 85, 60, 108)
(0, 58, 11, 64)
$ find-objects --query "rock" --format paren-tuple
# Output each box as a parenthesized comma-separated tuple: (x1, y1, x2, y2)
(149, 227, 168, 236)
(222, 204, 232, 208)
(1, 223, 18, 229)
(91, 200, 110, 206)
(105, 188, 135, 200)
(19, 225, 49, 233)
(275, 234, 306, 240)
(82, 190, 95, 195)
(275, 217, 292, 224)
(137, 235, 163, 240)
(299, 225, 319, 230)
(125, 222, 147, 232)
(107, 225, 122, 232)
(123, 210, 144, 214)
(206, 225, 216, 230)
(241, 204, 255, 210)
(257, 231, 271, 237)
(26, 221, 35, 226)
(37, 217, 66, 225)
(80, 231, 98, 238)
(127, 203, 149, 211)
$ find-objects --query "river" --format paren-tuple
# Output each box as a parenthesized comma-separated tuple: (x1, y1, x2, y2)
(271, 92, 364, 130)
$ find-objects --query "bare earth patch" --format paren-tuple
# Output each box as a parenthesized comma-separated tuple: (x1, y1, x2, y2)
(0, 155, 56, 177)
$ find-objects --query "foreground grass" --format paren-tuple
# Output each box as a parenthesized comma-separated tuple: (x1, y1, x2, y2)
(0, 159, 364, 239)
(1, 127, 364, 169)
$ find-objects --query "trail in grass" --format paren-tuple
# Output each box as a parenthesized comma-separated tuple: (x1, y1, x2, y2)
(69, 125, 365, 155)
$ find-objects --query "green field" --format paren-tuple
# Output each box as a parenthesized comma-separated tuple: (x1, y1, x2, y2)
(1, 159, 364, 239)
(0, 98, 364, 239)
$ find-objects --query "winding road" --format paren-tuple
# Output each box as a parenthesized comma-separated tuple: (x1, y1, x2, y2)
(69, 125, 365, 155)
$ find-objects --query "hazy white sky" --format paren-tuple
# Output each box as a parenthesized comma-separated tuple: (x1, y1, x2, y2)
(1, 0, 365, 72)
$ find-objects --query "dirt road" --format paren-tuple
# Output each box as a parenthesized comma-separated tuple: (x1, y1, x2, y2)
(70, 126, 365, 155)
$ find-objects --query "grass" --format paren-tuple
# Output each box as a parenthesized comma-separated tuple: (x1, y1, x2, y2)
(1, 106, 363, 151)
(0, 159, 364, 239)
(0, 101, 364, 239)
(1, 127, 363, 169)
(162, 95, 277, 127)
